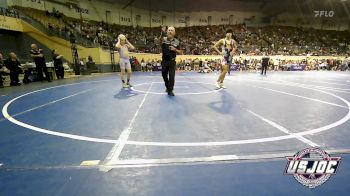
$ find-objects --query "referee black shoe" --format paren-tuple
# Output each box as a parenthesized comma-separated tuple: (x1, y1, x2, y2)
(168, 91, 175, 96)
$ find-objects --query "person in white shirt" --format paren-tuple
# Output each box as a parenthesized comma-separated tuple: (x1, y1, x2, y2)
(141, 59, 146, 72)
(344, 56, 349, 67)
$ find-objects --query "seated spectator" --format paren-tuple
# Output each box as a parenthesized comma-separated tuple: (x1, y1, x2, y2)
(22, 62, 35, 84)
(48, 23, 54, 30)
(194, 58, 200, 71)
(52, 49, 64, 79)
(0, 53, 9, 88)
(156, 60, 161, 69)
(86, 56, 98, 72)
(140, 59, 146, 72)
(343, 56, 349, 70)
(177, 60, 184, 71)
(4, 53, 22, 86)
(185, 59, 191, 71)
(146, 60, 153, 72)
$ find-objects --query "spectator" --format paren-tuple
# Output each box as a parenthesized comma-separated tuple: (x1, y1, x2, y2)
(0, 53, 8, 88)
(22, 62, 35, 84)
(31, 44, 51, 82)
(48, 23, 53, 31)
(141, 59, 146, 72)
(194, 58, 200, 71)
(341, 56, 349, 71)
(52, 49, 64, 79)
(4, 52, 22, 86)
(146, 60, 153, 72)
(86, 56, 97, 73)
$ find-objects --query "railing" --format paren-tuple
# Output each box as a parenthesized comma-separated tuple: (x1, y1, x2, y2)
(19, 12, 55, 36)
(17, 9, 98, 48)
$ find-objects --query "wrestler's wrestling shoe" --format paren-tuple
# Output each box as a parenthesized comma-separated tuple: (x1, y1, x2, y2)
(220, 83, 227, 89)
(122, 83, 129, 88)
(215, 82, 221, 89)
(127, 82, 133, 87)
(168, 91, 175, 96)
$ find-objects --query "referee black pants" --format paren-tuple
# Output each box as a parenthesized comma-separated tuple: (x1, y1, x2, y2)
(161, 60, 176, 92)
(55, 66, 65, 79)
(9, 70, 20, 85)
(36, 63, 51, 82)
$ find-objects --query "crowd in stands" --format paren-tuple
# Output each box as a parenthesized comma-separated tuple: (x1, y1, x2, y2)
(134, 56, 349, 73)
(12, 6, 350, 56)
(0, 7, 19, 18)
(70, 22, 350, 56)
(46, 8, 63, 19)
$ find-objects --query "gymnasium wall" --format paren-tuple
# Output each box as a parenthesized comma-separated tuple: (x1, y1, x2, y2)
(274, 11, 350, 31)
(0, 0, 8, 8)
(22, 19, 108, 63)
(6, 0, 350, 29)
(0, 16, 23, 31)
(0, 29, 52, 62)
(0, 16, 53, 61)
(7, 0, 260, 27)
(0, 30, 28, 60)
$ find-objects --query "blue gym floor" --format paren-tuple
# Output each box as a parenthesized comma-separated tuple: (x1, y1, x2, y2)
(1, 71, 350, 195)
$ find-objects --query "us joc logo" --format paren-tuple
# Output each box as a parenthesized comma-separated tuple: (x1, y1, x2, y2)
(285, 148, 341, 188)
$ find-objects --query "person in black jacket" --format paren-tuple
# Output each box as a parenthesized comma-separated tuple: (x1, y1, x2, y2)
(31, 44, 51, 82)
(4, 52, 22, 86)
(52, 49, 64, 79)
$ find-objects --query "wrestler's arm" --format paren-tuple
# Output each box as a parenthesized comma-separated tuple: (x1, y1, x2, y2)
(213, 39, 224, 55)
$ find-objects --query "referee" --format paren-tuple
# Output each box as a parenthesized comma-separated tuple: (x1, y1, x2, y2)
(159, 26, 183, 96)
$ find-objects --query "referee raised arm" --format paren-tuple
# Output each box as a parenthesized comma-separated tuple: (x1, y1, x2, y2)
(159, 26, 183, 96)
